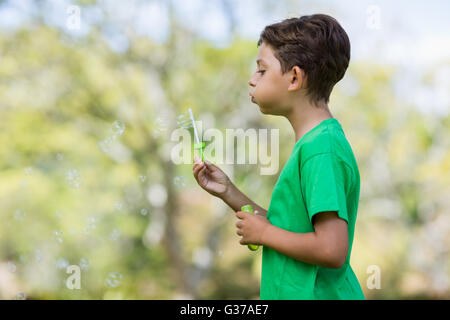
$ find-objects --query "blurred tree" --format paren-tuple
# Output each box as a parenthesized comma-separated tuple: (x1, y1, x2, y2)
(0, 0, 448, 300)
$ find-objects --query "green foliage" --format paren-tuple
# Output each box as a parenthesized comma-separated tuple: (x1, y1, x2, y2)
(0, 4, 448, 300)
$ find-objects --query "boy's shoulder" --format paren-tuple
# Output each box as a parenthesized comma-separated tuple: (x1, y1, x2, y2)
(297, 120, 353, 169)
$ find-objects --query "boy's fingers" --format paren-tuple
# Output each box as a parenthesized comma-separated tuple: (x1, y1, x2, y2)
(236, 211, 245, 219)
(197, 167, 207, 182)
(204, 160, 219, 172)
(197, 166, 207, 180)
(193, 164, 200, 177)
(192, 161, 203, 171)
(193, 163, 204, 179)
(193, 162, 204, 171)
(204, 160, 213, 168)
(198, 167, 207, 185)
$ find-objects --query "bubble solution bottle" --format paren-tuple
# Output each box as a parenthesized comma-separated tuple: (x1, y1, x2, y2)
(241, 205, 260, 251)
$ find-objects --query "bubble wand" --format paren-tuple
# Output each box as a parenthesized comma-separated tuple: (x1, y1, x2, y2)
(184, 109, 258, 252)
(188, 108, 205, 162)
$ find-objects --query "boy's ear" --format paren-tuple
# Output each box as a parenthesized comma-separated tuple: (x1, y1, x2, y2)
(288, 66, 306, 91)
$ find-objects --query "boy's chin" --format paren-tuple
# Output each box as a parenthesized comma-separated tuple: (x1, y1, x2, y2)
(258, 104, 284, 116)
(258, 105, 269, 114)
(257, 103, 270, 114)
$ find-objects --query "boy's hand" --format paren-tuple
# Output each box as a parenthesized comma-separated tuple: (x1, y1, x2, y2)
(235, 210, 271, 246)
(192, 156, 232, 198)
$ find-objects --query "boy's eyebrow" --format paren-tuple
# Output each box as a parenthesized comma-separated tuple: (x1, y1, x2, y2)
(256, 59, 268, 66)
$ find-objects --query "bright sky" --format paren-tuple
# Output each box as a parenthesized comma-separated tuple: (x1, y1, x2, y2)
(1, 0, 448, 115)
(1, 0, 449, 64)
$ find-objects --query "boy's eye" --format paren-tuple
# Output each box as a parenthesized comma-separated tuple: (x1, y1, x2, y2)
(257, 70, 266, 75)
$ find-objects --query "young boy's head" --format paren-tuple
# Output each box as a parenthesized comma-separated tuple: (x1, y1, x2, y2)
(248, 14, 350, 115)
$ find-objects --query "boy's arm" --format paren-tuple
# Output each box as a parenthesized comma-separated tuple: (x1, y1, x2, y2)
(220, 182, 268, 217)
(261, 211, 348, 269)
(193, 159, 267, 217)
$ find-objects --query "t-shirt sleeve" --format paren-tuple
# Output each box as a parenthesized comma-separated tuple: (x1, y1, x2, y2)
(300, 152, 351, 224)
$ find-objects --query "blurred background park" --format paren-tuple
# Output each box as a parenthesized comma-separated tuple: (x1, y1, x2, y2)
(0, 0, 449, 299)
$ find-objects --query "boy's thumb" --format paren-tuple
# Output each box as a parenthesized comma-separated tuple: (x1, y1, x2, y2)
(204, 159, 213, 167)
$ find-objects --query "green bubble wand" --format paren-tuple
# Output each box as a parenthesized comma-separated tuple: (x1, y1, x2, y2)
(188, 108, 205, 162)
(187, 109, 258, 252)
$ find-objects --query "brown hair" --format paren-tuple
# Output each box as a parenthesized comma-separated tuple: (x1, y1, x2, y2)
(257, 14, 350, 105)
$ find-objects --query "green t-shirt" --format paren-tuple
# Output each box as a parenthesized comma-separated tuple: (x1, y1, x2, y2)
(260, 118, 365, 300)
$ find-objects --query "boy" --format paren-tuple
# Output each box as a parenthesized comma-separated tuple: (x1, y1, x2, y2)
(193, 14, 365, 300)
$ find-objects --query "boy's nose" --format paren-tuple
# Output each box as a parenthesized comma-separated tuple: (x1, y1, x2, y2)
(248, 78, 256, 87)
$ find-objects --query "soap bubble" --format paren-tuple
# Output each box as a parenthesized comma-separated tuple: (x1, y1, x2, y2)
(7, 261, 17, 273)
(13, 209, 26, 222)
(176, 112, 193, 129)
(152, 117, 168, 138)
(24, 167, 33, 176)
(173, 176, 186, 188)
(55, 258, 69, 269)
(55, 210, 63, 219)
(98, 120, 125, 154)
(105, 272, 123, 288)
(98, 136, 114, 153)
(109, 229, 121, 241)
(52, 229, 64, 244)
(140, 208, 148, 216)
(84, 216, 98, 235)
(56, 153, 64, 161)
(111, 120, 125, 138)
(19, 254, 26, 264)
(115, 201, 124, 211)
(35, 249, 45, 263)
(98, 120, 125, 155)
(14, 292, 27, 300)
(139, 174, 146, 182)
(86, 216, 98, 226)
(80, 257, 90, 270)
(19, 179, 28, 188)
(66, 168, 82, 188)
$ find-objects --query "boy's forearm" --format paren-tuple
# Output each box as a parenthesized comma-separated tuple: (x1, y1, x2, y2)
(220, 182, 267, 217)
(261, 224, 338, 268)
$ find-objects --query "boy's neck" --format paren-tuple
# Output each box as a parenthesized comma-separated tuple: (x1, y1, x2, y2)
(285, 98, 334, 143)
